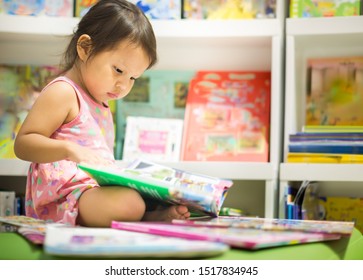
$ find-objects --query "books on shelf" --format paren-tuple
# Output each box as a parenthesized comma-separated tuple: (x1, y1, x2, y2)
(287, 131, 363, 162)
(183, 0, 276, 19)
(111, 220, 342, 250)
(0, 64, 59, 159)
(1, 0, 74, 17)
(181, 71, 271, 162)
(302, 125, 363, 132)
(290, 0, 361, 18)
(287, 152, 363, 163)
(122, 116, 183, 162)
(78, 158, 233, 217)
(283, 181, 363, 233)
(115, 70, 195, 160)
(320, 196, 363, 233)
(288, 141, 363, 154)
(129, 0, 182, 19)
(44, 226, 228, 258)
(305, 56, 363, 126)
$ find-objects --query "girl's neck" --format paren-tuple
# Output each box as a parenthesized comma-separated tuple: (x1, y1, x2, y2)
(64, 67, 102, 105)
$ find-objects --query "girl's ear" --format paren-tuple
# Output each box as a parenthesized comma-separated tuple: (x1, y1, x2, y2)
(77, 34, 92, 62)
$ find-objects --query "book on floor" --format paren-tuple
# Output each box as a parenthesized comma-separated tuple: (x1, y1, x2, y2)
(44, 226, 228, 258)
(111, 220, 342, 250)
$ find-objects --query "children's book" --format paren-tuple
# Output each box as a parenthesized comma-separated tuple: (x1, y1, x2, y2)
(115, 70, 195, 159)
(302, 125, 363, 133)
(183, 0, 276, 19)
(288, 141, 363, 154)
(44, 226, 228, 258)
(111, 221, 342, 250)
(289, 132, 363, 142)
(171, 216, 355, 235)
(0, 215, 63, 244)
(181, 71, 271, 162)
(290, 0, 360, 18)
(287, 152, 363, 163)
(305, 56, 363, 126)
(74, 0, 98, 17)
(2, 0, 74, 17)
(319, 196, 363, 233)
(122, 116, 183, 162)
(78, 159, 233, 217)
(129, 0, 182, 19)
(0, 64, 59, 158)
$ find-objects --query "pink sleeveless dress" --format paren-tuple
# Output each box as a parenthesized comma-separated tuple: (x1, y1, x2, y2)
(25, 76, 115, 225)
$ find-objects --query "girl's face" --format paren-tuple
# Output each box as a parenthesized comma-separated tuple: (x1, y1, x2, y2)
(77, 37, 150, 105)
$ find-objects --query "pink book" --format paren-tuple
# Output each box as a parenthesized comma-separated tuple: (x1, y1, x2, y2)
(172, 216, 355, 235)
(111, 221, 341, 250)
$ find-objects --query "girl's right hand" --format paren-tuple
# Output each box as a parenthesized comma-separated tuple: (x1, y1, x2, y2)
(66, 142, 113, 166)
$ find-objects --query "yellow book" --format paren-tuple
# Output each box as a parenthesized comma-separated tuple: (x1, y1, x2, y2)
(287, 153, 363, 163)
(302, 125, 363, 133)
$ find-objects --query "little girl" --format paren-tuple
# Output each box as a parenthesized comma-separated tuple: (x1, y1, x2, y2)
(14, 0, 190, 227)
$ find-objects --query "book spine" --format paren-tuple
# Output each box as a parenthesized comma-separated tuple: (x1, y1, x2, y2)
(289, 0, 301, 18)
(288, 144, 363, 154)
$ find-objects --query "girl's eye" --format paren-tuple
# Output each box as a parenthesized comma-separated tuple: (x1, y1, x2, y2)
(114, 66, 123, 74)
(130, 77, 137, 81)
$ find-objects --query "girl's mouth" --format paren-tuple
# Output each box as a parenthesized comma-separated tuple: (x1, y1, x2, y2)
(107, 92, 119, 99)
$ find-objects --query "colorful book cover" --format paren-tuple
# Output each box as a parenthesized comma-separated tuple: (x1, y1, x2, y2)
(44, 226, 228, 258)
(115, 70, 195, 160)
(78, 158, 233, 217)
(171, 216, 355, 235)
(0, 64, 58, 158)
(290, 0, 360, 18)
(319, 196, 363, 233)
(129, 0, 182, 19)
(111, 221, 342, 250)
(0, 215, 61, 244)
(122, 116, 183, 162)
(305, 56, 363, 126)
(74, 0, 98, 17)
(45, 0, 74, 17)
(181, 71, 271, 162)
(183, 0, 276, 19)
(1, 0, 74, 17)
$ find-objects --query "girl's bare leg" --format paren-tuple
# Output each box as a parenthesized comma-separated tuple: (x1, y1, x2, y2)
(77, 186, 146, 227)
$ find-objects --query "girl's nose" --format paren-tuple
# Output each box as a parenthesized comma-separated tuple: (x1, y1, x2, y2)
(115, 81, 127, 92)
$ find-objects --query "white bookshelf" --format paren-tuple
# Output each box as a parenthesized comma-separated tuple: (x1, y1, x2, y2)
(0, 1, 286, 218)
(280, 16, 363, 218)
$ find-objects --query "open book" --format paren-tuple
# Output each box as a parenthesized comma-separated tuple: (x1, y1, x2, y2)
(78, 159, 233, 217)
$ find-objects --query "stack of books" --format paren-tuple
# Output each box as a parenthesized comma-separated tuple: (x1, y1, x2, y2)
(287, 126, 363, 163)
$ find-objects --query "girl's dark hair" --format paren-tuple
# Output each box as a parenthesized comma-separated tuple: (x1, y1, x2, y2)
(60, 0, 157, 74)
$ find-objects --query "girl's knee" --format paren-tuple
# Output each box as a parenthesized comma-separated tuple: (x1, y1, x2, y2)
(116, 189, 146, 221)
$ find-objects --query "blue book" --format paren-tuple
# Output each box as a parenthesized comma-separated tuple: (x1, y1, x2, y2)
(290, 132, 363, 142)
(288, 142, 363, 154)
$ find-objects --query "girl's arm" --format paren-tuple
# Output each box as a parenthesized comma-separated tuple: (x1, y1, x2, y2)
(14, 81, 104, 164)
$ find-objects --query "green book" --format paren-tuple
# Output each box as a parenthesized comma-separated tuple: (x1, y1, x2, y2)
(78, 159, 233, 217)
(290, 0, 360, 18)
